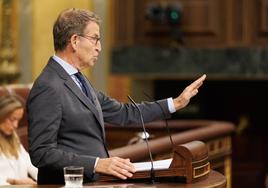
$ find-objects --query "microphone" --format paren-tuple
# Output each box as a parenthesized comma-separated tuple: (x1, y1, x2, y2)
(127, 95, 155, 183)
(142, 91, 175, 150)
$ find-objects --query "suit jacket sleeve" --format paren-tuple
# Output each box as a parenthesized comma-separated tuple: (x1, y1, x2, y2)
(98, 91, 171, 126)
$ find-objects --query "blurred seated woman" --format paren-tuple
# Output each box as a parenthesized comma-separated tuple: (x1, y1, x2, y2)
(0, 95, 37, 185)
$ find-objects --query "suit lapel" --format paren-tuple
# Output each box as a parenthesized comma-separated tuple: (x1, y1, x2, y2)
(64, 80, 102, 123)
(47, 58, 105, 132)
(84, 78, 105, 138)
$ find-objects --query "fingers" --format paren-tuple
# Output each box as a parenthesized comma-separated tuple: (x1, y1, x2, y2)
(109, 164, 133, 179)
(173, 74, 206, 110)
(95, 157, 136, 180)
(195, 74, 206, 83)
(191, 89, 198, 96)
(109, 157, 135, 179)
(7, 178, 36, 185)
(186, 74, 206, 97)
(116, 158, 136, 173)
(190, 74, 206, 90)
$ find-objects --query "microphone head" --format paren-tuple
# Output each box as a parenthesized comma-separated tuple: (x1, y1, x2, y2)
(138, 131, 150, 140)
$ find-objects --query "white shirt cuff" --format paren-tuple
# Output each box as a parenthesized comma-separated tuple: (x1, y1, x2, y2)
(167, 97, 176, 113)
(93, 157, 99, 173)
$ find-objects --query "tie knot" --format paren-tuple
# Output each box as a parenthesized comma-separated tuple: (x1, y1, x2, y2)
(74, 72, 93, 100)
(75, 71, 83, 79)
(75, 71, 87, 84)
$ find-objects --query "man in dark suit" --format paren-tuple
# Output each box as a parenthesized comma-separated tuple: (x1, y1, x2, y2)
(27, 8, 206, 184)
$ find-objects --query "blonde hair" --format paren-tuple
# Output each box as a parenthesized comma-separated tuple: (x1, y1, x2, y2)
(0, 95, 23, 159)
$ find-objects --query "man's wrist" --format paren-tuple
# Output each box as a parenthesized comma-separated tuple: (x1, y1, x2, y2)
(167, 98, 176, 113)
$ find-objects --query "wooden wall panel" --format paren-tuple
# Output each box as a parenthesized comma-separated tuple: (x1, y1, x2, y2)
(109, 0, 132, 101)
(260, 0, 268, 32)
(111, 0, 135, 47)
(134, 0, 228, 47)
(229, 0, 246, 46)
(248, 0, 268, 46)
(180, 1, 214, 33)
(111, 0, 268, 47)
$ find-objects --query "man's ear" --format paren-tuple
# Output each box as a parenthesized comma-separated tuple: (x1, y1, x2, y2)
(70, 34, 79, 52)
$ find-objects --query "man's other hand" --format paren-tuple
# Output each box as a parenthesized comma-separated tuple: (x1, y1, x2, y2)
(95, 157, 136, 179)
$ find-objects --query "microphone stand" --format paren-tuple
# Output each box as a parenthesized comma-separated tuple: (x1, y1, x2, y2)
(143, 91, 175, 151)
(127, 95, 155, 184)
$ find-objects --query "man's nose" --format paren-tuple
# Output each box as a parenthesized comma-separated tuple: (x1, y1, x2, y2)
(96, 41, 101, 52)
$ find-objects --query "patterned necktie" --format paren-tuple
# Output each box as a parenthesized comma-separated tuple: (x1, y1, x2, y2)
(74, 72, 93, 100)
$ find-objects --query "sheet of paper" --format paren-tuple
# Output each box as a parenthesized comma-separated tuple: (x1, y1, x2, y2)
(133, 158, 172, 172)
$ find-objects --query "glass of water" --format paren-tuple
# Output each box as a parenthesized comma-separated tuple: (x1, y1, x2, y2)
(64, 166, 84, 188)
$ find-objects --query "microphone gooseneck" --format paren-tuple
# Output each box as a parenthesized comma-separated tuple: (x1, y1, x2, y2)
(142, 91, 175, 150)
(127, 95, 155, 183)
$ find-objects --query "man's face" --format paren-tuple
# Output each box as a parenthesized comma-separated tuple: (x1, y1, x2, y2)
(75, 22, 101, 70)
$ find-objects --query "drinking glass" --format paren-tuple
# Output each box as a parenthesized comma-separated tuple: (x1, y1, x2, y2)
(64, 166, 84, 188)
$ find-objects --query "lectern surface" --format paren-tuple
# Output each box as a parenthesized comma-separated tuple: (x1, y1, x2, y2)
(0, 170, 226, 188)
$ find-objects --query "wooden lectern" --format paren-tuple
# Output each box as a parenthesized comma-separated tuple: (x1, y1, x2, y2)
(99, 140, 210, 183)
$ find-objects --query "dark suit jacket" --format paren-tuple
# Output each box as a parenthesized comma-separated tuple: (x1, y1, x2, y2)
(27, 57, 171, 184)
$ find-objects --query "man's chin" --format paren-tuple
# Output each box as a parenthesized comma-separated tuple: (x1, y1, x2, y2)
(80, 61, 97, 69)
(90, 59, 97, 67)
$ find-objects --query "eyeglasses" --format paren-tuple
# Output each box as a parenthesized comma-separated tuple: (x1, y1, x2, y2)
(78, 34, 101, 45)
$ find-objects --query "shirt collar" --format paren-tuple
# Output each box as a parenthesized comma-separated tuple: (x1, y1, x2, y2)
(52, 55, 78, 75)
